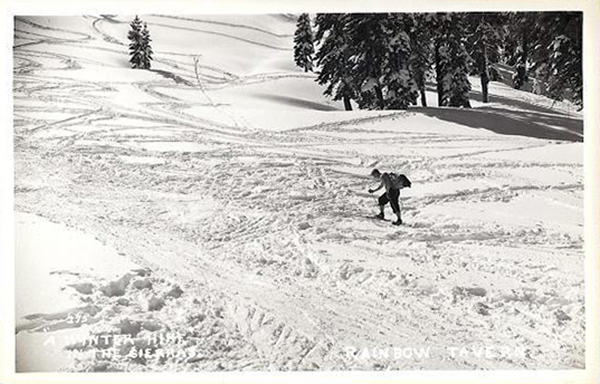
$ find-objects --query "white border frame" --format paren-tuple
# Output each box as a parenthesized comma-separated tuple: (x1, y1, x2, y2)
(1, 1, 598, 383)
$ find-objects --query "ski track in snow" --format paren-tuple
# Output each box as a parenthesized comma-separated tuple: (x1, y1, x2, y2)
(13, 16, 584, 371)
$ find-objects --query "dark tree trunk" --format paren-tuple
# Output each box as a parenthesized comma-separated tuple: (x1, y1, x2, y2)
(481, 76, 489, 103)
(481, 41, 490, 103)
(420, 86, 427, 107)
(375, 85, 385, 110)
(435, 42, 444, 106)
(343, 96, 352, 111)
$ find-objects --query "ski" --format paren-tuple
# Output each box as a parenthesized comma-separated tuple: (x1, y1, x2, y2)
(363, 215, 390, 222)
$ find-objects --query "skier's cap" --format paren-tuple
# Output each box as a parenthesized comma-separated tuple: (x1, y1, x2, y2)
(371, 169, 381, 177)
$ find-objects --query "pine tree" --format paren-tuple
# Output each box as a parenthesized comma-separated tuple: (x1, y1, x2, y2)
(314, 13, 356, 110)
(341, 14, 387, 109)
(512, 45, 528, 90)
(566, 23, 583, 109)
(344, 14, 416, 110)
(434, 13, 472, 108)
(293, 13, 315, 72)
(498, 11, 583, 108)
(466, 13, 504, 103)
(384, 14, 419, 109)
(546, 35, 571, 100)
(433, 14, 453, 106)
(534, 12, 582, 108)
(128, 16, 144, 69)
(446, 18, 473, 108)
(140, 23, 153, 69)
(503, 12, 582, 108)
(507, 13, 534, 90)
(128, 16, 153, 70)
(407, 14, 433, 107)
(312, 11, 582, 111)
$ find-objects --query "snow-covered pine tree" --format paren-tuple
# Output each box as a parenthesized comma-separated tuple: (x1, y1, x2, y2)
(500, 11, 582, 108)
(140, 23, 153, 70)
(546, 35, 572, 101)
(466, 13, 504, 103)
(345, 14, 386, 109)
(384, 14, 419, 109)
(345, 13, 416, 110)
(294, 13, 315, 72)
(314, 13, 356, 110)
(407, 14, 433, 107)
(128, 16, 144, 69)
(446, 15, 473, 108)
(434, 13, 472, 108)
(533, 12, 582, 109)
(507, 12, 533, 90)
(568, 12, 583, 109)
(432, 14, 450, 106)
(512, 46, 528, 90)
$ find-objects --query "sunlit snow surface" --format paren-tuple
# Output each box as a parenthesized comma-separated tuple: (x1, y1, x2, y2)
(14, 15, 584, 372)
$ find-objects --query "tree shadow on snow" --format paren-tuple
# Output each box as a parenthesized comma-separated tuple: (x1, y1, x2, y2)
(411, 106, 583, 142)
(425, 83, 580, 117)
(151, 69, 195, 87)
(252, 93, 340, 111)
(469, 88, 580, 117)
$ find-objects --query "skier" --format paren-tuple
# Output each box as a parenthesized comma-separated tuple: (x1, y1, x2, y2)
(368, 168, 410, 225)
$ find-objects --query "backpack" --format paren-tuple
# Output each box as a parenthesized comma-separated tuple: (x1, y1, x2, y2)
(389, 173, 411, 189)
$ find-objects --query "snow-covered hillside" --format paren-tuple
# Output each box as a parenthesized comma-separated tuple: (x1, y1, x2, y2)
(13, 15, 584, 372)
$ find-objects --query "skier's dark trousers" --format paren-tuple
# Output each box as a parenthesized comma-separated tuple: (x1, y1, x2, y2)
(368, 168, 406, 225)
(378, 188, 401, 215)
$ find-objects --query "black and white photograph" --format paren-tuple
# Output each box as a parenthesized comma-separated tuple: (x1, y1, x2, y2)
(1, 0, 599, 382)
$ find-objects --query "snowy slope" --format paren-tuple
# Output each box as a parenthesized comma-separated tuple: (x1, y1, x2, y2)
(13, 15, 584, 372)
